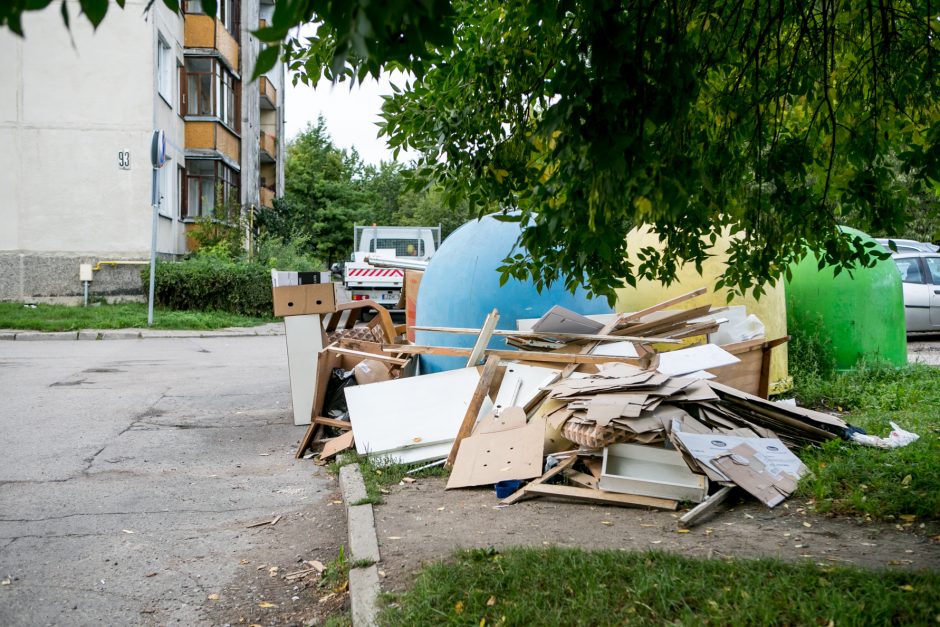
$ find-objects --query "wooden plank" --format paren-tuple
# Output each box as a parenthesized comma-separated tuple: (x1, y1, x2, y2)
(410, 326, 681, 344)
(330, 346, 409, 365)
(500, 453, 579, 505)
(616, 288, 708, 326)
(319, 430, 354, 461)
(563, 469, 599, 489)
(386, 345, 643, 366)
(678, 485, 735, 527)
(444, 354, 502, 469)
(522, 483, 678, 510)
(467, 309, 500, 367)
(614, 304, 714, 336)
(313, 416, 353, 430)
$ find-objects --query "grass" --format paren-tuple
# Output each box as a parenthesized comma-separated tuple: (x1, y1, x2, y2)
(783, 329, 940, 520)
(328, 451, 449, 505)
(381, 547, 940, 626)
(0, 301, 274, 331)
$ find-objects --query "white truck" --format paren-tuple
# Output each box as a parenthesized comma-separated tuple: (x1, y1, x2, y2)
(336, 225, 441, 309)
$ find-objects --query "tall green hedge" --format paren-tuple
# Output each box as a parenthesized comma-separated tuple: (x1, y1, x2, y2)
(141, 258, 273, 317)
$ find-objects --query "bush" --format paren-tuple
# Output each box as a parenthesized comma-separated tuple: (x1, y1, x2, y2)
(142, 257, 273, 317)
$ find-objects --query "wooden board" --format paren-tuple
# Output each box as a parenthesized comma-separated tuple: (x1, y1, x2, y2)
(345, 366, 494, 464)
(445, 355, 502, 468)
(284, 314, 325, 426)
(319, 430, 354, 461)
(522, 483, 678, 510)
(387, 345, 642, 366)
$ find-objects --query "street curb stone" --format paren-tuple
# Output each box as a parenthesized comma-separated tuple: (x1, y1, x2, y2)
(15, 331, 77, 341)
(339, 464, 382, 627)
(0, 323, 285, 341)
(349, 566, 381, 627)
(347, 505, 380, 563)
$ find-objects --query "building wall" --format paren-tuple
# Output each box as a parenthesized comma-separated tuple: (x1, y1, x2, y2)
(0, 0, 284, 302)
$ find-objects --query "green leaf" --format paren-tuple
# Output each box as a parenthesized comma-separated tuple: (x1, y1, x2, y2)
(252, 45, 280, 81)
(79, 0, 108, 27)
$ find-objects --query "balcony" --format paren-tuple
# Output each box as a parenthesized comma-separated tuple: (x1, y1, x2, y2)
(259, 76, 277, 110)
(185, 120, 240, 163)
(260, 187, 275, 208)
(260, 131, 277, 162)
(184, 14, 239, 71)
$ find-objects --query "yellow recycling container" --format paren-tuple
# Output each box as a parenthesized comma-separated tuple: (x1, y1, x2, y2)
(615, 227, 789, 392)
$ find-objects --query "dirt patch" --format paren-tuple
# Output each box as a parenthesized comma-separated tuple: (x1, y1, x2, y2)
(374, 477, 940, 594)
(200, 491, 350, 626)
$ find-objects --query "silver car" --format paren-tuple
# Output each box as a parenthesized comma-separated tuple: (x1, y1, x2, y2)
(893, 252, 940, 332)
(876, 238, 939, 253)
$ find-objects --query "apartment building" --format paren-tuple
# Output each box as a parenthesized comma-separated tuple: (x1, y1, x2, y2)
(0, 0, 285, 302)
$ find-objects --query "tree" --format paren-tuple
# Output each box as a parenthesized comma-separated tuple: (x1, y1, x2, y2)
(268, 118, 373, 265)
(9, 1, 940, 303)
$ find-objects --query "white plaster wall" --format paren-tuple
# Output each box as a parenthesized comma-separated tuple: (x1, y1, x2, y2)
(0, 0, 161, 256)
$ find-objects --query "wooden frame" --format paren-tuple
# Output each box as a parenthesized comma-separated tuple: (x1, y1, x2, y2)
(710, 336, 789, 398)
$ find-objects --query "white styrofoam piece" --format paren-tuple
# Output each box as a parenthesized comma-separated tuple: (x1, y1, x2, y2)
(493, 364, 560, 413)
(346, 367, 494, 461)
(284, 314, 323, 426)
(656, 343, 740, 376)
(600, 443, 708, 503)
(590, 341, 639, 358)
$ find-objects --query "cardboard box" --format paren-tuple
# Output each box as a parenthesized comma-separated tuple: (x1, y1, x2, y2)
(272, 283, 337, 317)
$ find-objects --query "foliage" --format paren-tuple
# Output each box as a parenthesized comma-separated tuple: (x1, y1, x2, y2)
(0, 301, 271, 331)
(187, 191, 246, 258)
(327, 452, 448, 506)
(252, 231, 323, 272)
(382, 547, 940, 626)
(142, 257, 273, 317)
(13, 1, 940, 302)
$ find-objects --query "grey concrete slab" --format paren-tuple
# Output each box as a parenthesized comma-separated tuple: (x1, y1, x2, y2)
(349, 565, 380, 627)
(0, 335, 338, 626)
(340, 464, 369, 504)
(347, 505, 380, 563)
(14, 330, 77, 341)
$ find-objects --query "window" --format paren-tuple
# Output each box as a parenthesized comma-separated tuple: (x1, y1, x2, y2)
(895, 259, 925, 284)
(184, 57, 239, 131)
(157, 36, 173, 105)
(184, 159, 240, 219)
(369, 239, 425, 257)
(923, 257, 940, 284)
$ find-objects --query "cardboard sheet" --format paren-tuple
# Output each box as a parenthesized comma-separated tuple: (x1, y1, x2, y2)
(446, 419, 545, 489)
(656, 344, 740, 376)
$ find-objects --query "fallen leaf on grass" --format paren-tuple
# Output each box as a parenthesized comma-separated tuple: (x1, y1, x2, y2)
(454, 601, 464, 614)
(401, 477, 416, 484)
(331, 500, 343, 505)
(437, 507, 446, 511)
(145, 572, 158, 578)
(601, 521, 613, 526)
(901, 474, 912, 486)
(1, 578, 11, 586)
(803, 522, 812, 528)
(899, 515, 916, 523)
(309, 560, 325, 572)
(207, 594, 219, 601)
(899, 584, 914, 592)
(677, 529, 690, 533)
(387, 536, 402, 540)
(257, 601, 278, 608)
(487, 596, 497, 606)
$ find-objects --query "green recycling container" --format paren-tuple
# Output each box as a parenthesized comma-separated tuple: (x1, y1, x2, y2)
(785, 226, 907, 370)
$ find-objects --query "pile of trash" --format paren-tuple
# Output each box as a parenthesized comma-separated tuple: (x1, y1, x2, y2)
(291, 288, 858, 526)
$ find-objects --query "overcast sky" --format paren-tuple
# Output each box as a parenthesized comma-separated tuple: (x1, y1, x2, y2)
(284, 71, 416, 166)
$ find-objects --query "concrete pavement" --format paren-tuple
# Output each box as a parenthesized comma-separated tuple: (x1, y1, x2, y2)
(0, 334, 338, 626)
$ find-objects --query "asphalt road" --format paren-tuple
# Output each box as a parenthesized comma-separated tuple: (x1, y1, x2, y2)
(0, 335, 336, 626)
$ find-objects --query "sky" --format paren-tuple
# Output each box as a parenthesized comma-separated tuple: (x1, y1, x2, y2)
(284, 71, 416, 166)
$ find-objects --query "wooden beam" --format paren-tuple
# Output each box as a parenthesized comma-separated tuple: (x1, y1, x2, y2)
(499, 453, 578, 505)
(678, 485, 735, 527)
(616, 287, 708, 325)
(466, 309, 500, 367)
(385, 345, 643, 366)
(329, 346, 410, 365)
(522, 483, 678, 510)
(444, 354, 502, 469)
(410, 326, 681, 344)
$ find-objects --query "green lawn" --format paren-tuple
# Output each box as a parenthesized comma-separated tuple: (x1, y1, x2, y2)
(381, 547, 939, 626)
(792, 362, 940, 520)
(0, 302, 275, 331)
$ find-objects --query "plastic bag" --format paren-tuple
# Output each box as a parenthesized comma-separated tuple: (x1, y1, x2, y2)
(850, 422, 920, 449)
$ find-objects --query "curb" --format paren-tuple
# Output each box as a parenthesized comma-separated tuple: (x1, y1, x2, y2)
(339, 464, 382, 627)
(0, 324, 285, 341)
